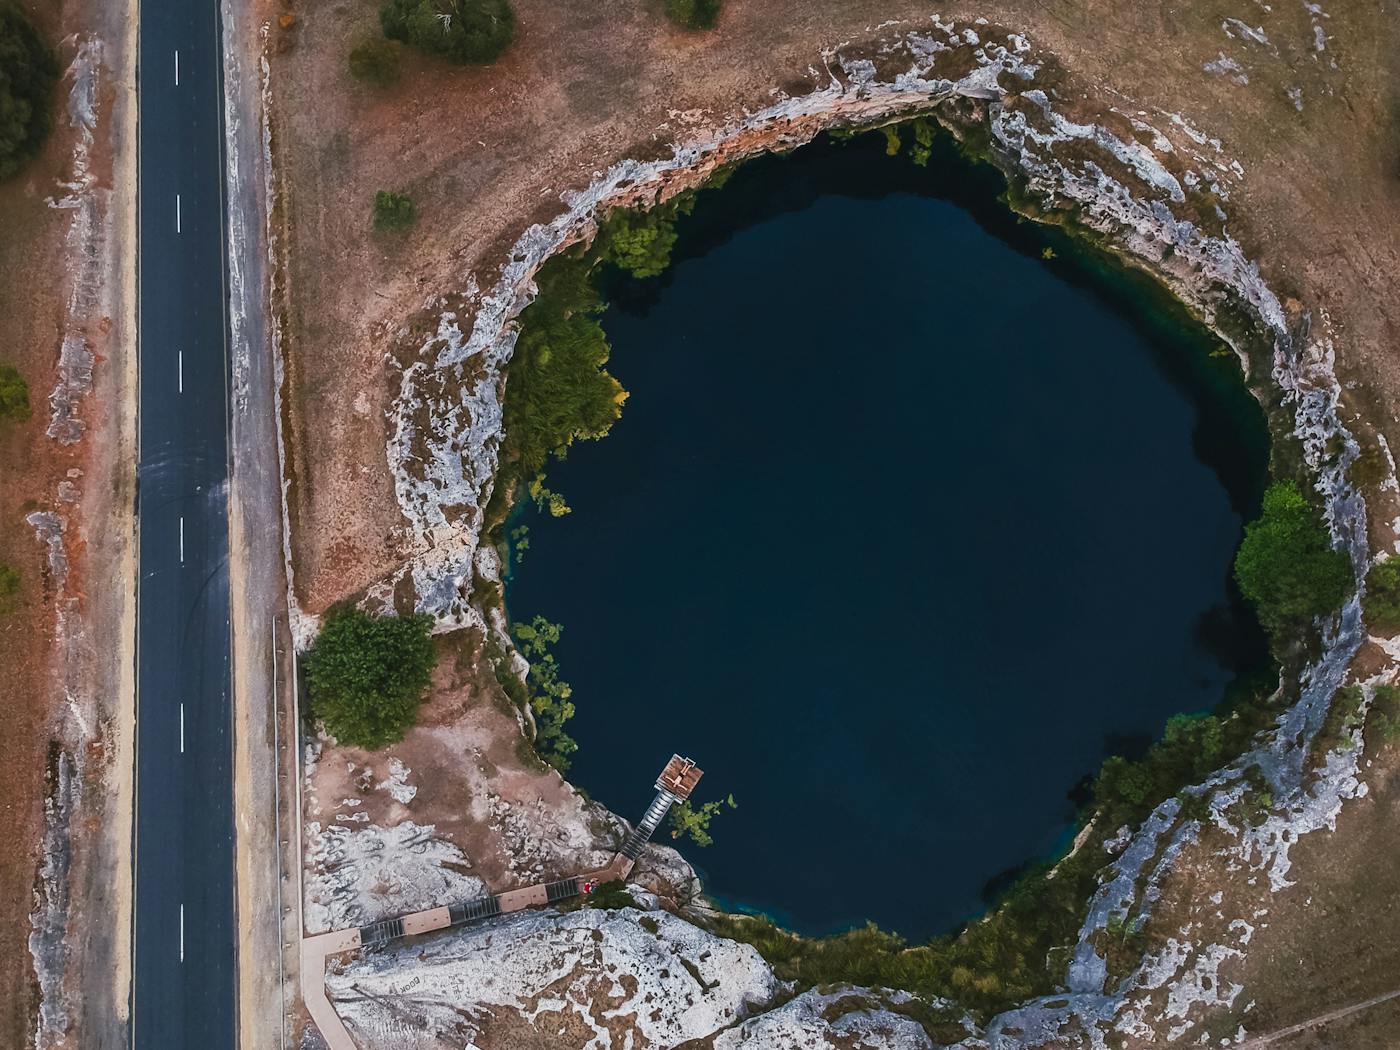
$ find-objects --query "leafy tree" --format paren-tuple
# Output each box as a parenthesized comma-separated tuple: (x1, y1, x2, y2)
(1234, 481, 1352, 641)
(0, 6, 58, 181)
(513, 615, 577, 770)
(1093, 755, 1153, 810)
(599, 207, 680, 279)
(305, 608, 435, 749)
(598, 191, 696, 279)
(379, 0, 514, 65)
(0, 563, 20, 615)
(0, 363, 30, 421)
(669, 794, 736, 848)
(373, 189, 416, 230)
(500, 253, 625, 483)
(664, 0, 721, 30)
(1364, 558, 1400, 636)
(348, 36, 401, 86)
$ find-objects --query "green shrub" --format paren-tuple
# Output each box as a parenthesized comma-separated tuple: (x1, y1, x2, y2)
(0, 6, 59, 181)
(373, 189, 416, 230)
(0, 363, 30, 421)
(0, 563, 20, 615)
(512, 616, 577, 770)
(379, 0, 514, 65)
(348, 35, 401, 86)
(664, 0, 721, 30)
(1233, 481, 1352, 643)
(668, 794, 736, 848)
(305, 608, 436, 749)
(1364, 559, 1400, 635)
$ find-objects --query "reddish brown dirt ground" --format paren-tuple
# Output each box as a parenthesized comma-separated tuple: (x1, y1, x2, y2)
(0, 1, 132, 1046)
(0, 11, 86, 1041)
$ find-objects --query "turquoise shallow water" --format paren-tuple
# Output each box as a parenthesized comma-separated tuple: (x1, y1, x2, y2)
(507, 132, 1269, 939)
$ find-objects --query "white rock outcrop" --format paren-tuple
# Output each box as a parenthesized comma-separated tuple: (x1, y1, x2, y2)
(328, 907, 780, 1048)
(713, 987, 948, 1049)
(304, 820, 487, 934)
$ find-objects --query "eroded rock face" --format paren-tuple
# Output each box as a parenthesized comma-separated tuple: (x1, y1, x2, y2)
(327, 907, 780, 1049)
(712, 987, 957, 1049)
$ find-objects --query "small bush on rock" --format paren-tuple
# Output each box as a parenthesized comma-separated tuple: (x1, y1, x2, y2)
(584, 880, 638, 910)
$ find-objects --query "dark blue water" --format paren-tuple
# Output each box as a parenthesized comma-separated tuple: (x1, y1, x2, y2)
(508, 134, 1268, 939)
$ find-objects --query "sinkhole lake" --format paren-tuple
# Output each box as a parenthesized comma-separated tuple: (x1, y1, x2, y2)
(507, 132, 1270, 939)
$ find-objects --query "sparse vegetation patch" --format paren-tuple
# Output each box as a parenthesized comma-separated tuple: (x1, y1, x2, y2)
(0, 363, 30, 422)
(348, 35, 402, 87)
(373, 189, 416, 230)
(1367, 684, 1400, 747)
(1363, 559, 1400, 636)
(711, 839, 1103, 1018)
(0, 563, 20, 615)
(664, 0, 722, 31)
(584, 879, 639, 910)
(379, 0, 515, 65)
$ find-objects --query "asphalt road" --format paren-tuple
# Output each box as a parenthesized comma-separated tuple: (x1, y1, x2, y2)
(132, 0, 237, 1045)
